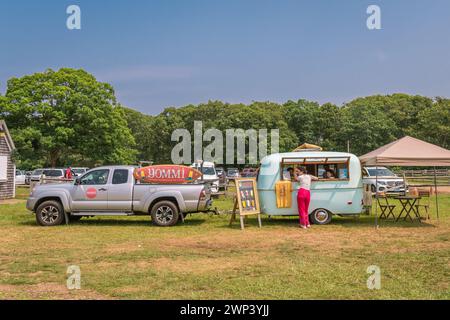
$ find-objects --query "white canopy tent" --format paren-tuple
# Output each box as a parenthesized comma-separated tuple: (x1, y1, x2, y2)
(359, 136, 450, 226)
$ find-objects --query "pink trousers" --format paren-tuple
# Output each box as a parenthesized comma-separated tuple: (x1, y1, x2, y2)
(297, 188, 311, 226)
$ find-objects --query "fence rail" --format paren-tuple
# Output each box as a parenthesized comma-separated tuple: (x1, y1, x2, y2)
(401, 169, 450, 177)
(393, 169, 450, 187)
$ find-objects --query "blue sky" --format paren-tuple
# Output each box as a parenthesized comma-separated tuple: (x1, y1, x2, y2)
(1, 0, 450, 114)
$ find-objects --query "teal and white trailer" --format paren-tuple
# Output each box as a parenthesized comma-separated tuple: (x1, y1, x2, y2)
(257, 151, 364, 224)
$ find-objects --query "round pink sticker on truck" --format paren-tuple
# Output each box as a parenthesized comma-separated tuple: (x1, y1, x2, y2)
(86, 188, 97, 199)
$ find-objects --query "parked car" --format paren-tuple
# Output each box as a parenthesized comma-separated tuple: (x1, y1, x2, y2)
(72, 167, 89, 177)
(216, 167, 224, 177)
(24, 171, 33, 185)
(190, 161, 219, 193)
(15, 170, 26, 185)
(28, 169, 44, 184)
(241, 167, 257, 177)
(216, 167, 228, 190)
(27, 165, 212, 227)
(42, 168, 66, 180)
(226, 168, 240, 180)
(362, 166, 406, 193)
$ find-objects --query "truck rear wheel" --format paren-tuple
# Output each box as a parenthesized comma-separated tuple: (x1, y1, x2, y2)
(35, 200, 65, 226)
(151, 201, 179, 227)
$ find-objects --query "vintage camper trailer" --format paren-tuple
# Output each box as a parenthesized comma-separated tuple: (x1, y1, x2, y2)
(257, 151, 364, 224)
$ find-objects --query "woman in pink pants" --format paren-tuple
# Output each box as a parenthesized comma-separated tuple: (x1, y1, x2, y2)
(295, 167, 318, 229)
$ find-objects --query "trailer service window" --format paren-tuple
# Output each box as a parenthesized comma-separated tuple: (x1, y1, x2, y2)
(281, 157, 350, 181)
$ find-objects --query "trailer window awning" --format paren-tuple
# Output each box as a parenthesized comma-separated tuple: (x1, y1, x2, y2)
(281, 156, 350, 165)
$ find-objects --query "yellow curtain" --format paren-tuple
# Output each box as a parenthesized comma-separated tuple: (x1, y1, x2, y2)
(275, 181, 293, 208)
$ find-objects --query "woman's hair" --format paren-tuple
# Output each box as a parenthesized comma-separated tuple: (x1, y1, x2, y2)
(298, 166, 307, 174)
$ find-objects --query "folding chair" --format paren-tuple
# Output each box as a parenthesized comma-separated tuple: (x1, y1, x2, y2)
(377, 192, 396, 219)
(415, 188, 431, 220)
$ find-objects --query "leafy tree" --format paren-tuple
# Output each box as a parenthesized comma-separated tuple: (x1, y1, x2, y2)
(338, 103, 397, 155)
(416, 97, 450, 149)
(0, 68, 136, 168)
(344, 94, 433, 137)
(283, 99, 321, 146)
(119, 105, 157, 162)
(145, 101, 297, 165)
(311, 103, 342, 151)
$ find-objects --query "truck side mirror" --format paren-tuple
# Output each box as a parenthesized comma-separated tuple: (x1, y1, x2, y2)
(74, 177, 81, 185)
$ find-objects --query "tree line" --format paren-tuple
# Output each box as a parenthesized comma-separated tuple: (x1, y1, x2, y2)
(0, 68, 448, 169)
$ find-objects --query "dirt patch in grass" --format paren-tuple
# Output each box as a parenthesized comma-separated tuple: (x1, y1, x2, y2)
(437, 186, 450, 194)
(130, 254, 262, 275)
(139, 222, 449, 260)
(104, 243, 145, 254)
(0, 283, 109, 300)
(0, 199, 26, 205)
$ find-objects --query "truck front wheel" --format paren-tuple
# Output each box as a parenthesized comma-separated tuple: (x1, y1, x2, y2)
(35, 200, 65, 226)
(151, 201, 179, 227)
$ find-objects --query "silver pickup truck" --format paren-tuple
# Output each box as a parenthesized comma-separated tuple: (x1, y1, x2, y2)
(26, 165, 212, 227)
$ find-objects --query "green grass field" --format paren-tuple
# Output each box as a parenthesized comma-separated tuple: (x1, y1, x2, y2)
(0, 186, 449, 299)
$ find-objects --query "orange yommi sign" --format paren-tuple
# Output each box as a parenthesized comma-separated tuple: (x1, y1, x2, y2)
(133, 165, 202, 184)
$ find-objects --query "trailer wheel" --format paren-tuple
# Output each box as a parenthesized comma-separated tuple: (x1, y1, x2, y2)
(35, 200, 65, 226)
(151, 201, 179, 227)
(310, 209, 332, 225)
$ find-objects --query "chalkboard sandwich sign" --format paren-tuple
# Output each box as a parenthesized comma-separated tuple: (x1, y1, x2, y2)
(229, 177, 262, 230)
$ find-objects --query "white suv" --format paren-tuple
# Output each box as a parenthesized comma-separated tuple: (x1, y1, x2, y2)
(363, 166, 406, 193)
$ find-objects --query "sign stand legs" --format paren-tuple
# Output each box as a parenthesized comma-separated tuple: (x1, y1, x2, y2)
(229, 197, 238, 226)
(229, 197, 261, 230)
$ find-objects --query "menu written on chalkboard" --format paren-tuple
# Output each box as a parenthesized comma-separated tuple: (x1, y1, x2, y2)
(230, 177, 261, 229)
(238, 180, 257, 211)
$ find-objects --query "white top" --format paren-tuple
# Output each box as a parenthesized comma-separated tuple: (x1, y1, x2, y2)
(282, 169, 291, 181)
(296, 174, 312, 190)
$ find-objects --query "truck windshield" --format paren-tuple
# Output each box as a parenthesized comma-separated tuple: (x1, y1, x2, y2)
(199, 167, 216, 175)
(367, 168, 396, 177)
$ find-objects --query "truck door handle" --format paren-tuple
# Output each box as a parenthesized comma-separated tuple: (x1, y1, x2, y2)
(98, 188, 107, 192)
